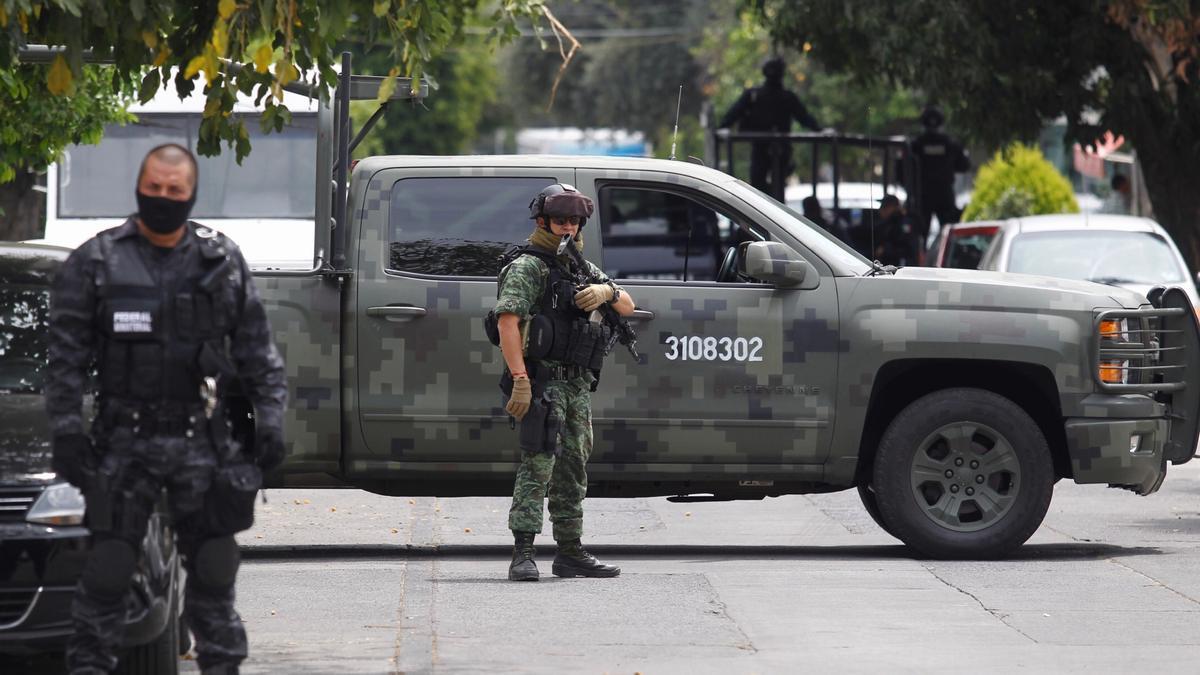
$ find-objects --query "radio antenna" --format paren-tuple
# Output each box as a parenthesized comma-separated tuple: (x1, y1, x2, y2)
(868, 105, 876, 263)
(669, 85, 683, 161)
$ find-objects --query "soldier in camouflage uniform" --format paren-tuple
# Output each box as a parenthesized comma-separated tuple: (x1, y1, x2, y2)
(46, 144, 287, 674)
(496, 184, 636, 581)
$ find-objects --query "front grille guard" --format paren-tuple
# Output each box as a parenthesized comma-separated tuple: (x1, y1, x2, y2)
(1093, 286, 1200, 463)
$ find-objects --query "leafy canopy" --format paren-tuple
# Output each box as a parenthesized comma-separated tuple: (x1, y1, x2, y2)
(754, 0, 1199, 148)
(0, 64, 131, 182)
(0, 0, 551, 162)
(962, 144, 1078, 222)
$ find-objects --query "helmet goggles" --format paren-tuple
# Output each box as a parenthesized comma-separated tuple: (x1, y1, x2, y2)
(541, 191, 594, 220)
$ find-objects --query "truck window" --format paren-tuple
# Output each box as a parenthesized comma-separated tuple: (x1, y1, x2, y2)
(58, 114, 317, 220)
(387, 176, 555, 277)
(598, 184, 751, 281)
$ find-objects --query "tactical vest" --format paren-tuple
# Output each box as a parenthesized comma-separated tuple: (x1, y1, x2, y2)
(93, 224, 238, 404)
(494, 247, 612, 375)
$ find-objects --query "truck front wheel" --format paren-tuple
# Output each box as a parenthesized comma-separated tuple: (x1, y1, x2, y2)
(872, 388, 1053, 559)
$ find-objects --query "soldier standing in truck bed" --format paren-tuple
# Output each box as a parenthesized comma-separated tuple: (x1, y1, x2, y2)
(719, 57, 823, 201)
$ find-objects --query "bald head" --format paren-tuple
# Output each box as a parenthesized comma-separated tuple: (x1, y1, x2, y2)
(136, 143, 198, 202)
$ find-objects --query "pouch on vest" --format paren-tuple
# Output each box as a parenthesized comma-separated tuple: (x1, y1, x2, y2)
(567, 321, 599, 369)
(203, 461, 261, 535)
(483, 310, 501, 347)
(589, 324, 613, 371)
(524, 314, 559, 359)
(518, 393, 561, 456)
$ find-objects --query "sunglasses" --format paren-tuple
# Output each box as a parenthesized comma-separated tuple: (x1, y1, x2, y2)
(548, 216, 581, 226)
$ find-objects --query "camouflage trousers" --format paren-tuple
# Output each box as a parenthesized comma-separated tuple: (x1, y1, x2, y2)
(508, 376, 592, 542)
(68, 426, 247, 674)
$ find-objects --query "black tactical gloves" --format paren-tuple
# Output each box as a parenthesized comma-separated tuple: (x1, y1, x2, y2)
(52, 433, 94, 488)
(254, 427, 286, 471)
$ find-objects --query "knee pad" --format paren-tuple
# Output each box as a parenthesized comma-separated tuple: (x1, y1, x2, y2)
(194, 536, 240, 591)
(81, 538, 137, 600)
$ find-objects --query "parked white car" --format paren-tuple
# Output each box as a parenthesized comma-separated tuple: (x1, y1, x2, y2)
(977, 213, 1200, 307)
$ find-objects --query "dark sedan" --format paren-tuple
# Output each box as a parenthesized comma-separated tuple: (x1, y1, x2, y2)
(0, 243, 183, 674)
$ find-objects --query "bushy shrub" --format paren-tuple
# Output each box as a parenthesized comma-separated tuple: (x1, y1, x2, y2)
(961, 143, 1078, 221)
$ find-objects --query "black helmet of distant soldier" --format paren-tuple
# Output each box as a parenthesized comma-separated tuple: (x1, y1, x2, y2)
(761, 57, 786, 83)
(920, 104, 946, 130)
(529, 183, 594, 229)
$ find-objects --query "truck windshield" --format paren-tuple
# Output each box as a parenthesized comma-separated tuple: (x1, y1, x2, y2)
(58, 114, 317, 220)
(1009, 230, 1186, 284)
(724, 179, 872, 273)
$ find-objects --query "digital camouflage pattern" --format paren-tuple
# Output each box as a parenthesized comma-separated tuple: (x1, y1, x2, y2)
(255, 274, 342, 476)
(507, 376, 594, 540)
(45, 221, 278, 672)
(496, 248, 609, 540)
(263, 155, 1196, 514)
(68, 432, 247, 673)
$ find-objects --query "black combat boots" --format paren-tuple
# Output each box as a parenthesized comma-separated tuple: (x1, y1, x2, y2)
(552, 540, 620, 578)
(508, 532, 539, 581)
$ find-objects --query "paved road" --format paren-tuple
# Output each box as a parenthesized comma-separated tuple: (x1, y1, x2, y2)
(167, 460, 1200, 674)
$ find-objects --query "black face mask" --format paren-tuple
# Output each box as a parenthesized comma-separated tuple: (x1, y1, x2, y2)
(135, 190, 196, 234)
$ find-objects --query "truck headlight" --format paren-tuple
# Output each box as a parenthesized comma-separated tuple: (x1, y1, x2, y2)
(26, 482, 86, 526)
(1099, 318, 1129, 341)
(1099, 359, 1129, 384)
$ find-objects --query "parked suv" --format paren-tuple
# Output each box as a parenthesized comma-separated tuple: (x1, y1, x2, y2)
(0, 243, 183, 674)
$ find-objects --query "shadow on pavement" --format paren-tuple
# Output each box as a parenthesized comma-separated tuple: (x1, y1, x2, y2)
(242, 541, 1159, 562)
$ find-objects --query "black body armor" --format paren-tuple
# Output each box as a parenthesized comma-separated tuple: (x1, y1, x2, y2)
(487, 247, 612, 377)
(93, 224, 237, 405)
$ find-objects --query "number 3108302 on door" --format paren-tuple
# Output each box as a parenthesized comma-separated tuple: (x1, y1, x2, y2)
(663, 334, 764, 362)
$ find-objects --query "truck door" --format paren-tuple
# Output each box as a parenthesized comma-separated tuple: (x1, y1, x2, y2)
(576, 169, 840, 471)
(352, 167, 574, 470)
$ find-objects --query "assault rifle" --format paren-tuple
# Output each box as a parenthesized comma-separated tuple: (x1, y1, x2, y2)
(556, 233, 640, 360)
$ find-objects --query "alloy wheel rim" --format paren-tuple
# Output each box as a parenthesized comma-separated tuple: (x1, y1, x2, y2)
(908, 421, 1021, 533)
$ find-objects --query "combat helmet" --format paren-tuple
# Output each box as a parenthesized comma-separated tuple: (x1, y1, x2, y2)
(919, 104, 945, 129)
(529, 183, 594, 229)
(761, 56, 786, 82)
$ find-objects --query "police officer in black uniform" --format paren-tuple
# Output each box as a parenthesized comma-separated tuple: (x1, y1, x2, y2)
(46, 143, 287, 674)
(910, 104, 970, 248)
(719, 56, 823, 201)
(872, 194, 918, 267)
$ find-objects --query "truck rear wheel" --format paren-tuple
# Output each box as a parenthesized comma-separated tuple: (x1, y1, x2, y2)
(872, 388, 1053, 559)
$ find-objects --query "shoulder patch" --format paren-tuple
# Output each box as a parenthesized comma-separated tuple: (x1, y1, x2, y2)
(195, 225, 218, 239)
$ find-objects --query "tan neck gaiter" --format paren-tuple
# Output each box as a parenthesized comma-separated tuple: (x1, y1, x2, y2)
(528, 226, 583, 255)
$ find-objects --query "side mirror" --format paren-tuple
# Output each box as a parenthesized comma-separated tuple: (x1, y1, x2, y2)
(739, 241, 810, 287)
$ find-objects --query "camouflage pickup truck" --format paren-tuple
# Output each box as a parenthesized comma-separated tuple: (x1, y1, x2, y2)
(260, 151, 1200, 560)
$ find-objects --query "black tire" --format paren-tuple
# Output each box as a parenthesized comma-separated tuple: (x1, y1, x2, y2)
(856, 483, 894, 536)
(178, 612, 193, 657)
(116, 564, 181, 675)
(872, 388, 1054, 559)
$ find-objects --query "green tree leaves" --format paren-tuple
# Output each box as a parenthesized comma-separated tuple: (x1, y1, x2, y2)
(757, 0, 1200, 269)
(0, 64, 131, 185)
(0, 0, 549, 165)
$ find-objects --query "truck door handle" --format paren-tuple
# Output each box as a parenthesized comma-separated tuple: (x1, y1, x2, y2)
(366, 305, 427, 322)
(629, 309, 654, 322)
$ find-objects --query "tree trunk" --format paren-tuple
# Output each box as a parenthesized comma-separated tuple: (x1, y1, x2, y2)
(1141, 151, 1200, 279)
(0, 171, 46, 242)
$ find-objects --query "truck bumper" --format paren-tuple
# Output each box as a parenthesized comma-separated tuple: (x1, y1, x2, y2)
(1065, 413, 1168, 496)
